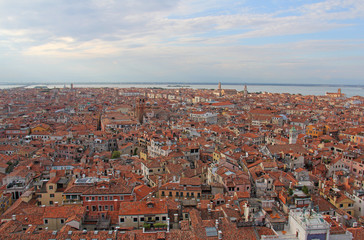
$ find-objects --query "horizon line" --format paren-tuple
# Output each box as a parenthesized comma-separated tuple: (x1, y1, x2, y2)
(0, 82, 363, 88)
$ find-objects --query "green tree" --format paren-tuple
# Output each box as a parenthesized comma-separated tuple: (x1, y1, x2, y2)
(143, 223, 151, 229)
(302, 186, 309, 195)
(111, 151, 121, 159)
(288, 188, 293, 196)
(133, 148, 138, 156)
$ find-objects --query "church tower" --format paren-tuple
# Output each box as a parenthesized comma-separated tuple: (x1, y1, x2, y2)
(218, 82, 222, 97)
(289, 127, 298, 144)
(136, 98, 145, 124)
(96, 112, 102, 131)
(244, 84, 248, 100)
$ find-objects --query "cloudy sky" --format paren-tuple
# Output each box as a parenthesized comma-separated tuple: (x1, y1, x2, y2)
(1, 0, 364, 84)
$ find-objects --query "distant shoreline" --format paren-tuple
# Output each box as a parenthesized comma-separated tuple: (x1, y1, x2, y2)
(0, 82, 363, 88)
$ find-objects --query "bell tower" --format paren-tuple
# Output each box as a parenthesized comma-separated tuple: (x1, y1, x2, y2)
(244, 84, 248, 100)
(136, 98, 145, 124)
(289, 127, 298, 144)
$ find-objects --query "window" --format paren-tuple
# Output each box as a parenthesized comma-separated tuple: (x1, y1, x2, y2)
(340, 204, 343, 208)
(86, 197, 89, 201)
(104, 196, 108, 201)
(180, 192, 183, 197)
(176, 192, 179, 197)
(110, 196, 113, 200)
(44, 219, 48, 224)
(86, 206, 89, 211)
(99, 206, 102, 211)
(49, 186, 53, 190)
(92, 197, 95, 201)
(140, 217, 144, 221)
(156, 216, 160, 221)
(105, 206, 108, 210)
(133, 217, 138, 222)
(120, 217, 124, 223)
(92, 206, 97, 211)
(98, 197, 102, 201)
(162, 216, 166, 221)
(49, 201, 53, 205)
(197, 193, 200, 198)
(169, 192, 172, 197)
(61, 219, 64, 224)
(110, 206, 114, 211)
(50, 194, 54, 198)
(161, 191, 165, 196)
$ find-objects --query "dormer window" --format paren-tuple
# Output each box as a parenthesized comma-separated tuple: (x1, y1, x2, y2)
(147, 201, 154, 208)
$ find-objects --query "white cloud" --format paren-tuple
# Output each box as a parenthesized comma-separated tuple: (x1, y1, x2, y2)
(0, 0, 363, 83)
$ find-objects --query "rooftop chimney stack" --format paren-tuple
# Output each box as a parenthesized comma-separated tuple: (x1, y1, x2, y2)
(218, 230, 222, 239)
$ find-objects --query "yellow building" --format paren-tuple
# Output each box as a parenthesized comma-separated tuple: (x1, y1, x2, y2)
(31, 123, 51, 133)
(158, 178, 202, 200)
(306, 125, 324, 138)
(213, 150, 221, 163)
(327, 189, 355, 216)
(118, 200, 168, 229)
(36, 177, 70, 206)
(140, 151, 148, 161)
(352, 134, 364, 145)
(42, 205, 85, 230)
(0, 190, 13, 214)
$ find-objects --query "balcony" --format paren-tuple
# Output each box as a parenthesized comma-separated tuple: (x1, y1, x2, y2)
(143, 223, 168, 233)
(63, 199, 83, 205)
(84, 214, 100, 222)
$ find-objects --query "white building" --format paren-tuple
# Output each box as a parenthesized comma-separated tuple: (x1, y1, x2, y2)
(345, 189, 364, 218)
(147, 140, 173, 158)
(261, 209, 353, 240)
(190, 112, 218, 124)
(288, 209, 330, 240)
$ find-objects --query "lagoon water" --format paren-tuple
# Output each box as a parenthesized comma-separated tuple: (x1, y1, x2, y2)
(0, 83, 362, 97)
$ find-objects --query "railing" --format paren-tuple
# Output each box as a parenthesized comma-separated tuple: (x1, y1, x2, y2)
(84, 214, 100, 222)
(290, 212, 330, 230)
(261, 234, 297, 240)
(143, 227, 168, 233)
(63, 199, 83, 205)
